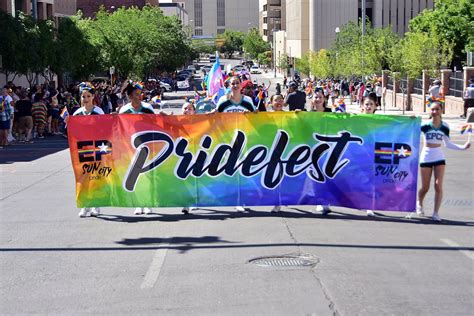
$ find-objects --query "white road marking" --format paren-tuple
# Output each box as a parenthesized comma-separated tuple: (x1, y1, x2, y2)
(140, 242, 170, 289)
(440, 238, 474, 261)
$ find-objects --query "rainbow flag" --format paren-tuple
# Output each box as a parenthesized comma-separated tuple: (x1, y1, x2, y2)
(333, 98, 346, 113)
(460, 124, 472, 134)
(60, 107, 69, 120)
(67, 113, 421, 212)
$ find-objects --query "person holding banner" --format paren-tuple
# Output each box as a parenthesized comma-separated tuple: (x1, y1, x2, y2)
(310, 88, 332, 112)
(216, 76, 255, 212)
(216, 76, 256, 113)
(74, 82, 104, 218)
(119, 81, 154, 215)
(416, 101, 471, 222)
(118, 81, 155, 115)
(360, 92, 380, 217)
(320, 92, 379, 218)
(72, 83, 104, 116)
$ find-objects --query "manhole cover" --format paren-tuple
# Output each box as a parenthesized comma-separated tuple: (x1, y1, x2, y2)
(248, 254, 319, 267)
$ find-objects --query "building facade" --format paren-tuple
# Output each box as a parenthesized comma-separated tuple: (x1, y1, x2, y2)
(159, 2, 188, 26)
(285, 0, 309, 59)
(287, 0, 435, 59)
(172, 0, 258, 37)
(76, 0, 159, 18)
(0, 0, 75, 20)
(260, 0, 286, 43)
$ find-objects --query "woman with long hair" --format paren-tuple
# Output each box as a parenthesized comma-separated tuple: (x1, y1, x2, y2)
(416, 101, 470, 221)
(74, 82, 104, 218)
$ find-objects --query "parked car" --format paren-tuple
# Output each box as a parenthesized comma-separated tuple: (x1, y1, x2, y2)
(176, 76, 190, 89)
(250, 65, 262, 74)
(159, 81, 172, 92)
(201, 66, 212, 74)
(232, 65, 245, 72)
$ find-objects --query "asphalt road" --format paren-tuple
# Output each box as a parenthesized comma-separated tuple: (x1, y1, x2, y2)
(1, 62, 473, 314)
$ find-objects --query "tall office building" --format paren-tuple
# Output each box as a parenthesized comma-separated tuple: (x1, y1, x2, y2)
(171, 0, 258, 37)
(260, 0, 286, 43)
(285, 0, 435, 59)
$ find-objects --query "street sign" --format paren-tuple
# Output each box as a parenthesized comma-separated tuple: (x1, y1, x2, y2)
(109, 66, 115, 75)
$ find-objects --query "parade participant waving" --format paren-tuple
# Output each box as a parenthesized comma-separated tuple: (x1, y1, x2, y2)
(119, 80, 155, 215)
(74, 82, 104, 218)
(416, 100, 470, 222)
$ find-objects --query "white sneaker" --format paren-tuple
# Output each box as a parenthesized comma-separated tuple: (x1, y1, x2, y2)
(416, 202, 424, 216)
(432, 213, 442, 222)
(143, 207, 152, 215)
(405, 212, 414, 219)
(235, 206, 245, 212)
(90, 207, 101, 216)
(316, 205, 331, 215)
(78, 208, 89, 217)
(366, 210, 375, 217)
(134, 207, 143, 215)
(271, 205, 281, 213)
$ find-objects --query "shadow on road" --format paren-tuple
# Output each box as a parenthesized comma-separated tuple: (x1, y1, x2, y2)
(2, 240, 473, 253)
(0, 136, 69, 164)
(89, 207, 474, 227)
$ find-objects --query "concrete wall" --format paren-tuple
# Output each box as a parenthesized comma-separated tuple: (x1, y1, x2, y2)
(55, 0, 77, 16)
(285, 0, 309, 58)
(184, 0, 258, 37)
(309, 0, 357, 52)
(383, 68, 468, 115)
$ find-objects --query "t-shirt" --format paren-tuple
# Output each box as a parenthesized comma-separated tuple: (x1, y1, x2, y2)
(73, 106, 105, 116)
(284, 90, 306, 111)
(0, 96, 13, 121)
(216, 95, 255, 113)
(119, 102, 155, 114)
(421, 121, 450, 146)
(429, 85, 441, 98)
(15, 100, 33, 118)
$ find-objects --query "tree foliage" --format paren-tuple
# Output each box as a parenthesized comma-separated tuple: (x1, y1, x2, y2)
(409, 0, 473, 68)
(243, 28, 270, 59)
(0, 6, 194, 84)
(218, 30, 245, 58)
(89, 5, 193, 78)
(310, 49, 331, 79)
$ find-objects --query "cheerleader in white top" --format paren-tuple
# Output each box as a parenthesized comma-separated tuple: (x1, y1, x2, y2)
(119, 81, 154, 215)
(417, 101, 470, 221)
(74, 82, 104, 218)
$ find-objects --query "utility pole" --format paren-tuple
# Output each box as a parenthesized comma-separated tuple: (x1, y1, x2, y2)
(361, 0, 366, 82)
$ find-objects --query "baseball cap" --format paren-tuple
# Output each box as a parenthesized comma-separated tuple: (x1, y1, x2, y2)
(288, 81, 298, 88)
(241, 80, 254, 89)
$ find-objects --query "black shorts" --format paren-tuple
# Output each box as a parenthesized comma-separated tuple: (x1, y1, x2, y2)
(420, 160, 446, 168)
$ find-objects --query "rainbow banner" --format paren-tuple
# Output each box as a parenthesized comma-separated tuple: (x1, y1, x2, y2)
(68, 113, 421, 211)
